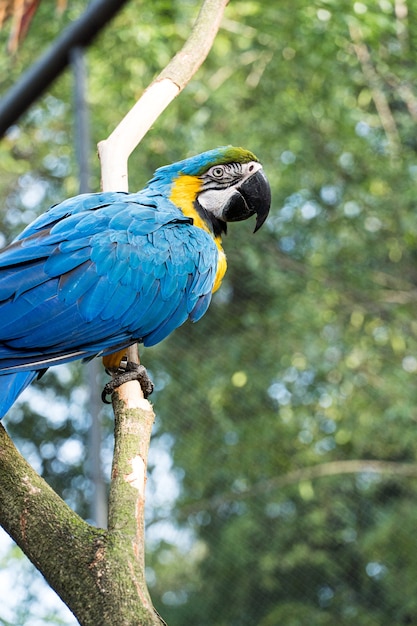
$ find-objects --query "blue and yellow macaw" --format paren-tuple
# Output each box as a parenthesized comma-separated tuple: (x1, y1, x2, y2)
(0, 146, 271, 417)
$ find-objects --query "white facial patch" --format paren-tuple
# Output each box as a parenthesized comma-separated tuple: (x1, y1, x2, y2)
(198, 186, 241, 218)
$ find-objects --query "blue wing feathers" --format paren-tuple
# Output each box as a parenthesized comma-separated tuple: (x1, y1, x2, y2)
(44, 248, 91, 276)
(0, 187, 220, 416)
(0, 262, 49, 300)
(160, 272, 179, 300)
(0, 282, 60, 336)
(58, 262, 100, 305)
(0, 239, 55, 266)
(99, 282, 139, 322)
(144, 298, 190, 347)
(80, 276, 119, 318)
(59, 236, 93, 253)
(0, 371, 39, 417)
(90, 241, 117, 274)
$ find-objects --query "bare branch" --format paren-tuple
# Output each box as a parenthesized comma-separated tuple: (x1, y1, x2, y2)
(98, 0, 229, 191)
(99, 0, 229, 547)
(95, 0, 230, 622)
(348, 23, 400, 154)
(176, 459, 417, 519)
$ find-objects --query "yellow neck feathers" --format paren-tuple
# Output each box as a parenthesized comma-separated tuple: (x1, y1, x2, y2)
(169, 175, 227, 293)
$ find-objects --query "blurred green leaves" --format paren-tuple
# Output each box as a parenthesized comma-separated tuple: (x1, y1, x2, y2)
(2, 0, 417, 624)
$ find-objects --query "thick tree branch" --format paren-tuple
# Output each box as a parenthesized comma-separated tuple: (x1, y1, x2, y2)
(0, 423, 107, 623)
(107, 391, 154, 576)
(0, 421, 163, 624)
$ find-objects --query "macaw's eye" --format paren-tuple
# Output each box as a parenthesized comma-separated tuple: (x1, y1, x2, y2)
(210, 166, 225, 178)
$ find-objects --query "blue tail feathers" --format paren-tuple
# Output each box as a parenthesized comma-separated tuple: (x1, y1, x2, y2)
(0, 371, 38, 418)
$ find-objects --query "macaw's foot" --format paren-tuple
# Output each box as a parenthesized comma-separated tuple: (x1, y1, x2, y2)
(101, 361, 154, 403)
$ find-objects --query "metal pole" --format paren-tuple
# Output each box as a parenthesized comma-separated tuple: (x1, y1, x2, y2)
(0, 0, 130, 138)
(71, 47, 107, 528)
(87, 359, 108, 528)
(70, 47, 90, 194)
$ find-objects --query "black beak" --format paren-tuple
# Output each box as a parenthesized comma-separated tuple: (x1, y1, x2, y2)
(221, 168, 271, 233)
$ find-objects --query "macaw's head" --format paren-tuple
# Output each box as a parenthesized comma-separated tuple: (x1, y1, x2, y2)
(150, 146, 271, 236)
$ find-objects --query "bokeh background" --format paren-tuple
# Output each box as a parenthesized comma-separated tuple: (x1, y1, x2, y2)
(2, 1, 417, 624)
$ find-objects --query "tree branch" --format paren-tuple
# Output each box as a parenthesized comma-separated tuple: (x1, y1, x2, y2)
(0, 423, 107, 623)
(99, 0, 229, 604)
(107, 391, 154, 575)
(348, 23, 400, 154)
(176, 459, 417, 519)
(98, 0, 229, 191)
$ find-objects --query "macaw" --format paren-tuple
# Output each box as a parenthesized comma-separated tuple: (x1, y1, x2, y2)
(0, 146, 271, 418)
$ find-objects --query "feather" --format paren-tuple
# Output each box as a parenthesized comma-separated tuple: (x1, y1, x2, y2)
(58, 261, 100, 305)
(0, 372, 38, 417)
(0, 146, 269, 416)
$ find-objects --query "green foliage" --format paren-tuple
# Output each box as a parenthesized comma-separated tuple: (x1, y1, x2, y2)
(2, 0, 417, 624)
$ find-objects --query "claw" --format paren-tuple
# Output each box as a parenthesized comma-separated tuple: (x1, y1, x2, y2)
(101, 361, 154, 403)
